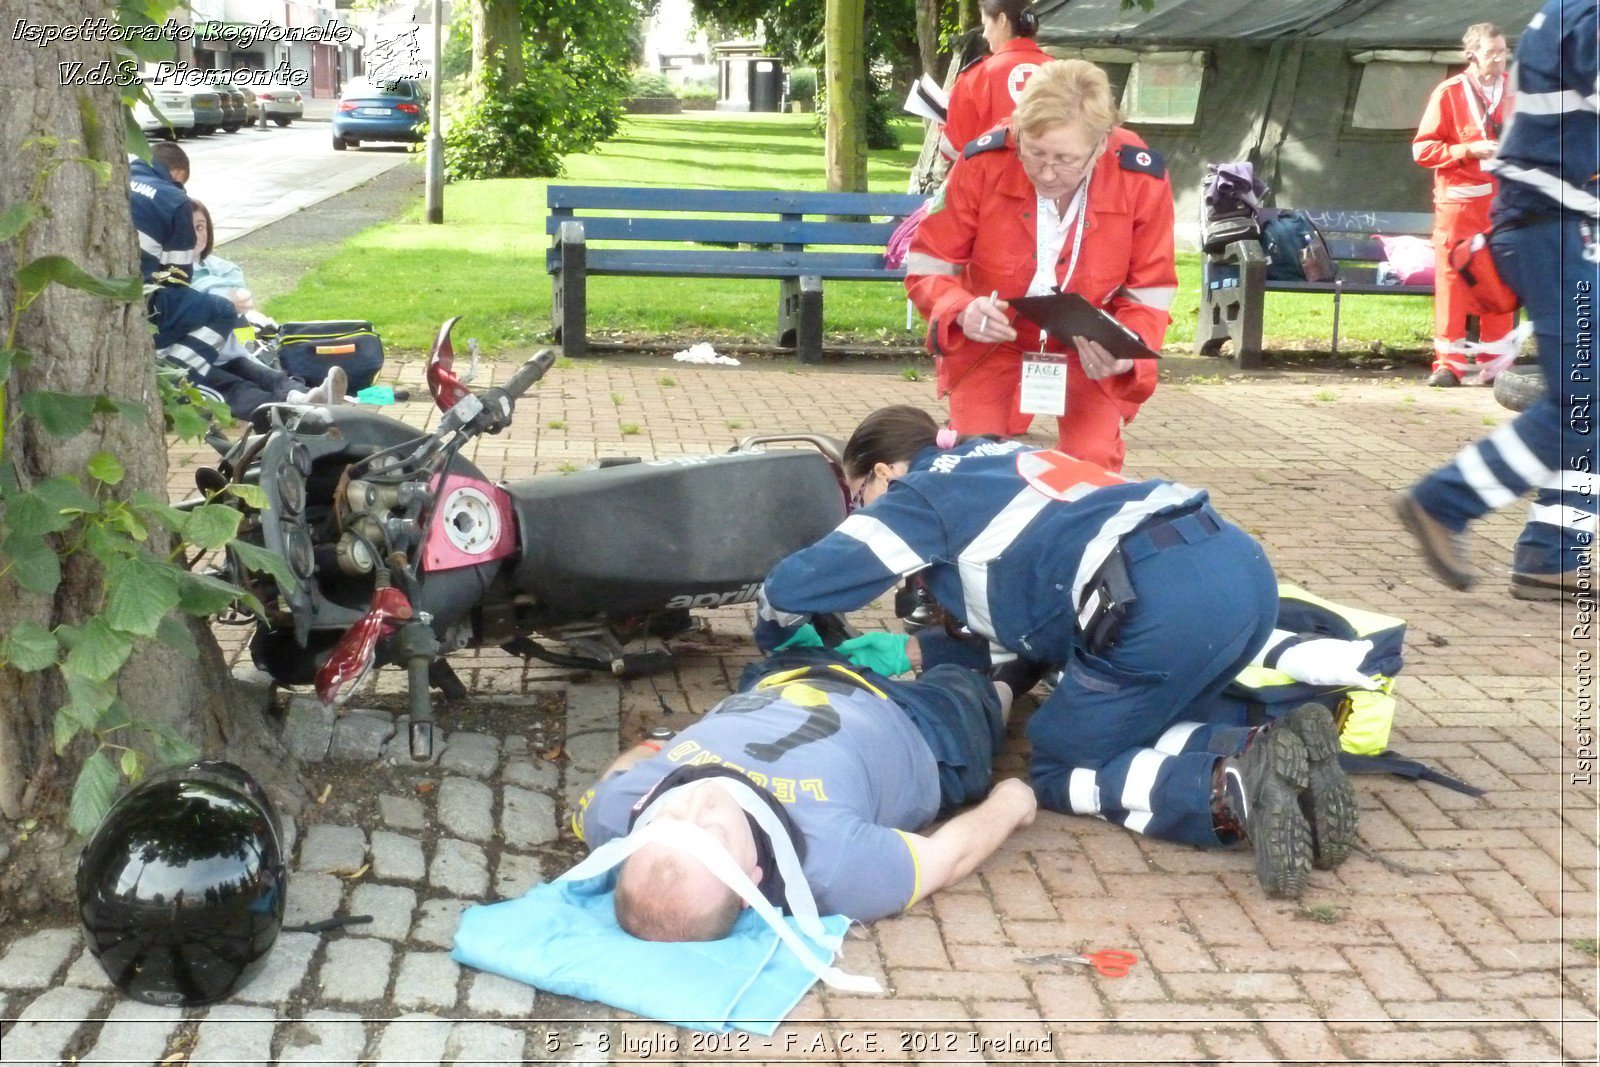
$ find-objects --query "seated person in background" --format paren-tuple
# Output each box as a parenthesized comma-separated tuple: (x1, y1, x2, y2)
(189, 200, 256, 316)
(570, 651, 1035, 940)
(129, 142, 342, 417)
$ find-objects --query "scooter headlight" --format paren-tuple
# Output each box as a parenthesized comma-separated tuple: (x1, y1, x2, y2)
(284, 524, 315, 580)
(277, 467, 305, 518)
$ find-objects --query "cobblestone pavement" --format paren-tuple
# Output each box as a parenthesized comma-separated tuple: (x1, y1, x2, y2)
(1, 357, 1595, 1065)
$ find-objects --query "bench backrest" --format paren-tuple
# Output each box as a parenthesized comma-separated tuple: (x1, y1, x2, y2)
(1300, 208, 1434, 263)
(546, 186, 927, 249)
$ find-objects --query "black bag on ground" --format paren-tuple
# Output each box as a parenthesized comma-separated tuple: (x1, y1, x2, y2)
(1200, 161, 1269, 253)
(1261, 210, 1337, 283)
(275, 320, 384, 392)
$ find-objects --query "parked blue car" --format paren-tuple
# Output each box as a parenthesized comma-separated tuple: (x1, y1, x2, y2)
(331, 79, 424, 150)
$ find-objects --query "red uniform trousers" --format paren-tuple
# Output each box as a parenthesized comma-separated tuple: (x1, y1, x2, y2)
(945, 345, 1132, 472)
(1432, 197, 1515, 378)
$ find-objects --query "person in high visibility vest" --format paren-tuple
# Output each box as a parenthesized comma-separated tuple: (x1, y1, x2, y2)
(1413, 22, 1516, 386)
(755, 405, 1359, 900)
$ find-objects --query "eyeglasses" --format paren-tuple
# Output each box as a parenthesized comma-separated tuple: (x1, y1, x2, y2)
(848, 471, 878, 510)
(1477, 48, 1509, 59)
(1018, 139, 1104, 174)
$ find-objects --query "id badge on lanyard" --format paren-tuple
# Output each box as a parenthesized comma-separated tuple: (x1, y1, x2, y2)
(1019, 179, 1091, 418)
(1020, 350, 1069, 415)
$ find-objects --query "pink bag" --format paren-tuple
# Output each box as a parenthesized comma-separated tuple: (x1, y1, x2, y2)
(885, 200, 931, 270)
(1374, 234, 1435, 286)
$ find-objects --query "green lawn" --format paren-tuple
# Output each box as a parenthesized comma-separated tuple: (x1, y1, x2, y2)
(266, 112, 1432, 358)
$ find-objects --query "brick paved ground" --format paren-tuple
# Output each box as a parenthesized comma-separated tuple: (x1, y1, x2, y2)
(1, 356, 1596, 1065)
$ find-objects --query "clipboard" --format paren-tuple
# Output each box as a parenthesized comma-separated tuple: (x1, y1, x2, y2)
(1008, 292, 1161, 360)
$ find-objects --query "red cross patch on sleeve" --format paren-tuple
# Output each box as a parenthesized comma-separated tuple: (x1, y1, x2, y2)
(1118, 145, 1166, 177)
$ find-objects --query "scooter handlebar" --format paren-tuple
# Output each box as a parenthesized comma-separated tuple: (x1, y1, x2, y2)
(502, 349, 557, 402)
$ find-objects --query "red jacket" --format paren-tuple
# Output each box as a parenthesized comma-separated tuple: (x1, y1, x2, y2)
(1413, 71, 1508, 205)
(940, 38, 1054, 160)
(905, 125, 1177, 417)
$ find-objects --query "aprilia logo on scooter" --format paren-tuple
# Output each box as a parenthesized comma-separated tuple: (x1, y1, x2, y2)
(665, 582, 762, 610)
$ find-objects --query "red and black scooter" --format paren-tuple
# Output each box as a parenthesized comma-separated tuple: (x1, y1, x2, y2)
(197, 318, 849, 759)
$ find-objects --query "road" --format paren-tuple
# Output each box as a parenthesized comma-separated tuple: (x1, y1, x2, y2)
(178, 120, 416, 247)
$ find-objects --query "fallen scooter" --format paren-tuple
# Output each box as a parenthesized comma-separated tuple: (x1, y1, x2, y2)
(196, 317, 850, 759)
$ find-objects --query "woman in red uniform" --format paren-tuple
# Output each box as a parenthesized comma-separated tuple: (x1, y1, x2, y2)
(939, 0, 1052, 161)
(906, 60, 1177, 472)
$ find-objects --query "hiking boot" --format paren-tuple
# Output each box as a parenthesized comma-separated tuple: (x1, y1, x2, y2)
(1393, 490, 1476, 591)
(991, 657, 1047, 697)
(1217, 724, 1312, 899)
(1428, 368, 1460, 387)
(1511, 568, 1591, 602)
(1281, 704, 1358, 869)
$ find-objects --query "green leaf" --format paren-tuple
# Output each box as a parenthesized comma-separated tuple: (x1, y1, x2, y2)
(86, 451, 125, 486)
(226, 483, 268, 509)
(84, 522, 138, 567)
(144, 720, 199, 765)
(64, 616, 135, 682)
(180, 504, 243, 551)
(131, 490, 188, 534)
(154, 615, 198, 659)
(0, 202, 39, 242)
(3, 620, 60, 672)
(167, 402, 211, 441)
(230, 540, 295, 588)
(34, 475, 96, 517)
(119, 748, 142, 782)
(105, 504, 149, 543)
(3, 489, 78, 538)
(2, 534, 61, 595)
(69, 751, 120, 837)
(104, 555, 183, 637)
(62, 670, 115, 727)
(175, 568, 244, 616)
(19, 390, 98, 438)
(17, 256, 142, 304)
(53, 708, 81, 755)
(98, 699, 133, 734)
(0, 348, 14, 379)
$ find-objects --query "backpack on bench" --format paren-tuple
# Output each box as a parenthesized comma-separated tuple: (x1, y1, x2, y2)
(1261, 210, 1337, 283)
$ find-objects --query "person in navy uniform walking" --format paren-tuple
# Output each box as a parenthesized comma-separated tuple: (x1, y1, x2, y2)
(1396, 0, 1599, 601)
(756, 405, 1359, 899)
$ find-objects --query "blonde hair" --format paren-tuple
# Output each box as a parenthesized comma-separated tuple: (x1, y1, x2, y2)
(1461, 22, 1503, 55)
(1013, 59, 1120, 141)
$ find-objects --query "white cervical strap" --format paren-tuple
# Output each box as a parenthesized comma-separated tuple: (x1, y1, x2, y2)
(560, 781, 882, 994)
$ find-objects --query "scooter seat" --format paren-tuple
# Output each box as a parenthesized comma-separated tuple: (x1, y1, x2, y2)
(507, 449, 846, 618)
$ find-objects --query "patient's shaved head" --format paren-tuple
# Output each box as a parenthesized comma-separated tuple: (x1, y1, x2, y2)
(615, 844, 742, 942)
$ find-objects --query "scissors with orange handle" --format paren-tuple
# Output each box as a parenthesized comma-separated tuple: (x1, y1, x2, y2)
(1018, 949, 1138, 977)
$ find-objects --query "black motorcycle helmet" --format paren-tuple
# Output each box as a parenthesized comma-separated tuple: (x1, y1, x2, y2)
(76, 761, 287, 1006)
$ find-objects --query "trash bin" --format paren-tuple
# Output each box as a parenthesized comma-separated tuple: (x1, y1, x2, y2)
(751, 59, 785, 112)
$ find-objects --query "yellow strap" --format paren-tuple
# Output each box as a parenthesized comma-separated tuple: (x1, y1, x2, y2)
(754, 663, 887, 700)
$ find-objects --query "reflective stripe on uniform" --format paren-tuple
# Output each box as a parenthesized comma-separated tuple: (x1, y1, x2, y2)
(1486, 161, 1600, 216)
(1153, 721, 1202, 755)
(1070, 483, 1204, 612)
(1067, 767, 1101, 815)
(957, 486, 1052, 640)
(756, 586, 808, 627)
(837, 513, 925, 577)
(158, 343, 209, 371)
(1115, 284, 1176, 311)
(902, 251, 962, 276)
(1455, 443, 1518, 509)
(1528, 503, 1599, 532)
(1489, 423, 1554, 488)
(1512, 88, 1592, 115)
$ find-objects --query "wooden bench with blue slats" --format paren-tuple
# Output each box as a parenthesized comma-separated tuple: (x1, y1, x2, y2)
(546, 186, 927, 363)
(1195, 208, 1436, 368)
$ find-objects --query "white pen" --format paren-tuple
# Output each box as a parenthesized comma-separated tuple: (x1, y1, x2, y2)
(979, 289, 999, 335)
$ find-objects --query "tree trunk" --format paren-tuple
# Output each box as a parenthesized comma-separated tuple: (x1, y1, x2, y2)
(824, 0, 869, 192)
(472, 0, 526, 95)
(0, 0, 299, 919)
(915, 0, 943, 79)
